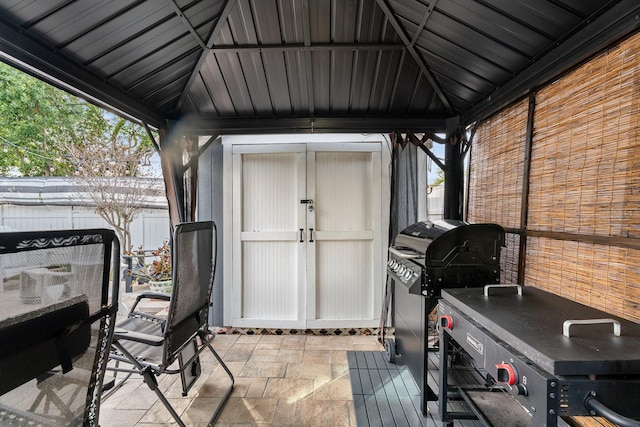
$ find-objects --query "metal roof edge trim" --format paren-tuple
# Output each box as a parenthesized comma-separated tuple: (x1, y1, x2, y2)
(173, 116, 448, 134)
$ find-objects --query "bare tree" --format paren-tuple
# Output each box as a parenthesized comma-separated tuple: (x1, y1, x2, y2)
(65, 118, 161, 252)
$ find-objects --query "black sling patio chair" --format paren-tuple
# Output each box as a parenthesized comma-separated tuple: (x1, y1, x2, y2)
(106, 221, 233, 426)
(0, 228, 119, 426)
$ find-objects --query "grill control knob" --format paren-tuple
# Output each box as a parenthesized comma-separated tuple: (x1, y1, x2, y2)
(439, 315, 454, 329)
(496, 363, 518, 386)
(511, 383, 528, 396)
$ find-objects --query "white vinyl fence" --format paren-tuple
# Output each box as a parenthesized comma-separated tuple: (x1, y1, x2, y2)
(0, 177, 170, 251)
(0, 204, 170, 251)
(426, 184, 444, 221)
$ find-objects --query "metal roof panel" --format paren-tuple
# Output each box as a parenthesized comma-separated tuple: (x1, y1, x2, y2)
(479, 0, 584, 39)
(27, 0, 136, 46)
(423, 12, 530, 72)
(0, 0, 631, 132)
(437, 0, 552, 57)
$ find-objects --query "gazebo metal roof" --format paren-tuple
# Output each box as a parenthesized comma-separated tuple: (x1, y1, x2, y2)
(0, 0, 637, 134)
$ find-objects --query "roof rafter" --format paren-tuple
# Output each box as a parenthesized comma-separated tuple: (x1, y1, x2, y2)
(375, 0, 453, 112)
(167, 0, 207, 49)
(302, 0, 315, 117)
(174, 0, 238, 113)
(410, 0, 438, 48)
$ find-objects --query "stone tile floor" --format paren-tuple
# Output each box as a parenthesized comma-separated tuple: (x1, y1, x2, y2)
(100, 333, 384, 426)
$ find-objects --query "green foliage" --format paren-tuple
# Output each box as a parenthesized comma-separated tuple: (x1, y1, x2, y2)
(0, 62, 153, 177)
(148, 241, 172, 281)
(0, 62, 160, 252)
(431, 168, 445, 187)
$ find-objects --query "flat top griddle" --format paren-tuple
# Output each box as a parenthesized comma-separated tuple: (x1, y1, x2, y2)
(441, 286, 640, 376)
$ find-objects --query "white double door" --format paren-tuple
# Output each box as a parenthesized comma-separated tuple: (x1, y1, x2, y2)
(230, 142, 384, 328)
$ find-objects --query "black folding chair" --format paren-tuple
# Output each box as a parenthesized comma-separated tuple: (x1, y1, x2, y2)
(106, 221, 233, 426)
(0, 228, 119, 426)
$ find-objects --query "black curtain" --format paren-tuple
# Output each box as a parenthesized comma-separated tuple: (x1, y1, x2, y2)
(389, 135, 419, 244)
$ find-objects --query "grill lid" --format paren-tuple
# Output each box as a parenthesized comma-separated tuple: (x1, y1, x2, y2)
(394, 220, 504, 266)
(394, 219, 467, 254)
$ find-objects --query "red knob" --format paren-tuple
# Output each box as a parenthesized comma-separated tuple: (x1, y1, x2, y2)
(496, 363, 517, 385)
(440, 315, 454, 329)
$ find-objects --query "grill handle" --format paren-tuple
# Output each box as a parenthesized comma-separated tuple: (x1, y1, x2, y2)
(483, 284, 522, 297)
(388, 247, 422, 259)
(585, 395, 640, 427)
(563, 318, 621, 338)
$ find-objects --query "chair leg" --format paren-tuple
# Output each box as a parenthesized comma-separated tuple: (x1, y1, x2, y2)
(140, 366, 186, 427)
(108, 334, 235, 427)
(110, 342, 188, 427)
(204, 339, 235, 426)
(102, 358, 134, 401)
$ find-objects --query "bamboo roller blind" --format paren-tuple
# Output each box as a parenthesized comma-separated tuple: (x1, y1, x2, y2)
(468, 98, 528, 229)
(468, 98, 528, 283)
(526, 236, 640, 322)
(468, 31, 640, 324)
(529, 33, 640, 238)
(525, 32, 640, 323)
(500, 233, 520, 284)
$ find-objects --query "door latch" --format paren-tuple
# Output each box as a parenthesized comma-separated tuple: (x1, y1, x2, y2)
(300, 199, 314, 212)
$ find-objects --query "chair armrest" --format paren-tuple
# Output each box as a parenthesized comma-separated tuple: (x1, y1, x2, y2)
(130, 291, 171, 311)
(113, 328, 164, 346)
(136, 291, 171, 302)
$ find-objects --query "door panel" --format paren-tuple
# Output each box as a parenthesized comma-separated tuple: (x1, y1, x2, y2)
(233, 150, 306, 327)
(315, 151, 372, 231)
(231, 143, 382, 328)
(241, 153, 298, 232)
(308, 150, 379, 327)
(316, 240, 373, 320)
(242, 241, 297, 320)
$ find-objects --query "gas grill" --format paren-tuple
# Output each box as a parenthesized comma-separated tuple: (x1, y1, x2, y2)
(438, 285, 640, 426)
(388, 220, 504, 302)
(385, 219, 505, 413)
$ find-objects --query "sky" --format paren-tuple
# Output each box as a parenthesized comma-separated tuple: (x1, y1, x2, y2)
(427, 140, 446, 185)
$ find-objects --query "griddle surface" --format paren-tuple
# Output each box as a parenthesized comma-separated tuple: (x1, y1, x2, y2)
(442, 287, 640, 376)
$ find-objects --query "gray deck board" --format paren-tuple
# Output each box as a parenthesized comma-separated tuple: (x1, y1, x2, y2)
(350, 350, 486, 426)
(350, 350, 436, 426)
(387, 395, 411, 427)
